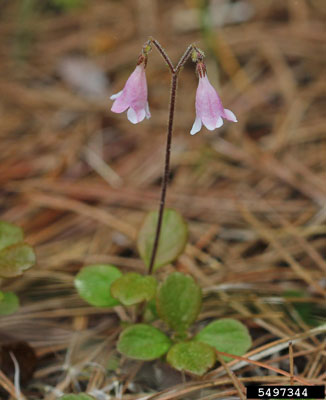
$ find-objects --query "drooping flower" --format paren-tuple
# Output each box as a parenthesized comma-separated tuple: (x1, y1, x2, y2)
(110, 63, 151, 124)
(190, 65, 237, 135)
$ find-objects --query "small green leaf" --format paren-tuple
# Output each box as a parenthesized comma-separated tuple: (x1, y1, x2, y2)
(74, 264, 122, 307)
(0, 221, 24, 251)
(111, 273, 157, 306)
(195, 318, 251, 361)
(156, 272, 202, 333)
(117, 324, 171, 360)
(167, 341, 216, 376)
(137, 209, 188, 271)
(144, 298, 159, 323)
(59, 395, 95, 400)
(0, 291, 20, 315)
(0, 243, 36, 278)
(0, 291, 4, 302)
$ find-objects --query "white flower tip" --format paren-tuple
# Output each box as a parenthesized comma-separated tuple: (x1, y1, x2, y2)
(127, 107, 138, 124)
(110, 90, 123, 100)
(190, 117, 202, 135)
(216, 117, 224, 128)
(127, 107, 146, 124)
(224, 109, 237, 122)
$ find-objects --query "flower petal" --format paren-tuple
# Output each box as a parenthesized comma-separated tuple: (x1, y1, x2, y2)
(110, 90, 123, 100)
(111, 93, 130, 113)
(202, 115, 218, 130)
(223, 109, 237, 122)
(190, 117, 202, 135)
(136, 108, 146, 122)
(127, 107, 146, 124)
(216, 117, 223, 128)
(127, 107, 138, 124)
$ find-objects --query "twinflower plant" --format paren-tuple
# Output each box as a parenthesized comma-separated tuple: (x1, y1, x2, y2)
(73, 39, 250, 378)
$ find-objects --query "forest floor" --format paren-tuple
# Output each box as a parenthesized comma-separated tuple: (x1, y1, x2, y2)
(0, 0, 325, 399)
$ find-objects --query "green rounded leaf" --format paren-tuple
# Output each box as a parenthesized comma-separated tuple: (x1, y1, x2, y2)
(156, 272, 202, 333)
(0, 291, 19, 315)
(167, 341, 216, 376)
(0, 221, 24, 251)
(111, 273, 157, 306)
(195, 318, 252, 361)
(137, 209, 188, 271)
(117, 324, 171, 360)
(59, 395, 95, 400)
(74, 264, 122, 307)
(0, 243, 36, 278)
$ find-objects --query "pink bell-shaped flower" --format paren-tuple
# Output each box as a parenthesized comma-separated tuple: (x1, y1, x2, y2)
(190, 65, 237, 135)
(110, 63, 151, 124)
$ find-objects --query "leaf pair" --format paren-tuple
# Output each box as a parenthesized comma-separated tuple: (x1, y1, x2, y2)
(74, 265, 157, 307)
(116, 322, 216, 376)
(0, 221, 36, 278)
(167, 319, 252, 375)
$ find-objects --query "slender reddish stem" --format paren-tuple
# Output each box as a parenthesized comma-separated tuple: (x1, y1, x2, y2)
(148, 73, 178, 274)
(151, 39, 175, 74)
(146, 39, 195, 275)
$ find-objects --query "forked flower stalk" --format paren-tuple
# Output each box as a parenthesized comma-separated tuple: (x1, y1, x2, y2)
(145, 40, 196, 275)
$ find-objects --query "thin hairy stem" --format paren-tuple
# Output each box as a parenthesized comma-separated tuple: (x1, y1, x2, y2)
(175, 44, 194, 72)
(148, 73, 178, 274)
(151, 38, 175, 74)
